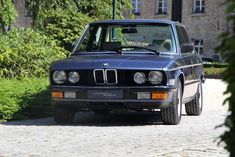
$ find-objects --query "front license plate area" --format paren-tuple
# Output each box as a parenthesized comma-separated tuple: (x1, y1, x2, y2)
(87, 90, 123, 99)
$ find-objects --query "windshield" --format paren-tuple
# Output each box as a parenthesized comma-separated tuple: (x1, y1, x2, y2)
(74, 23, 176, 54)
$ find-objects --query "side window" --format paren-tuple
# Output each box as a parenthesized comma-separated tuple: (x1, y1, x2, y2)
(181, 28, 190, 43)
(176, 26, 184, 46)
(176, 26, 190, 44)
(176, 26, 191, 53)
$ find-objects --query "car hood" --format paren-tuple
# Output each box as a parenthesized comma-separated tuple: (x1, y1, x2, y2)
(51, 53, 176, 70)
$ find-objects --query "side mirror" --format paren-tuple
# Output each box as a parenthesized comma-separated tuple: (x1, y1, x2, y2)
(181, 43, 194, 53)
(64, 42, 75, 52)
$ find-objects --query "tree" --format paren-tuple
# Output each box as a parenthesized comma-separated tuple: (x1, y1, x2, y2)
(26, 0, 77, 26)
(26, 0, 132, 27)
(217, 1, 235, 157)
(0, 0, 17, 33)
(25, 0, 132, 48)
(75, 0, 132, 19)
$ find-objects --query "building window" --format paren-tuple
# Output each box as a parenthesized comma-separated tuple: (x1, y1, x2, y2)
(132, 0, 141, 15)
(13, 0, 17, 9)
(24, 0, 34, 17)
(156, 0, 168, 15)
(193, 0, 205, 13)
(194, 39, 204, 54)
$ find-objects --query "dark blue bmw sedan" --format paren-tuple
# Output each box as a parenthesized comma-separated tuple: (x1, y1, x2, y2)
(50, 19, 204, 125)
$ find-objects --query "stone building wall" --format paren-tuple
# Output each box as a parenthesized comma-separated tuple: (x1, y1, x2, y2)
(182, 0, 227, 58)
(133, 0, 172, 20)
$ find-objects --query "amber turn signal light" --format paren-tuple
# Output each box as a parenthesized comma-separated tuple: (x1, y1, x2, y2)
(52, 91, 63, 99)
(151, 92, 168, 100)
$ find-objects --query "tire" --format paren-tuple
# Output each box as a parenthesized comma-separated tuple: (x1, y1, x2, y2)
(53, 105, 75, 124)
(94, 110, 110, 115)
(185, 80, 203, 116)
(161, 80, 182, 125)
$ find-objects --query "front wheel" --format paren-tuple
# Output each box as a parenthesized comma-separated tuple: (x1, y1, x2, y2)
(161, 80, 182, 125)
(185, 81, 203, 116)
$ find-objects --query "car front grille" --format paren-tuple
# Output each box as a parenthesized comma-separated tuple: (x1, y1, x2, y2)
(93, 69, 118, 85)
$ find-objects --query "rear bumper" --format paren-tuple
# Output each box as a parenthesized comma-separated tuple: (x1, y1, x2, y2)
(50, 85, 176, 110)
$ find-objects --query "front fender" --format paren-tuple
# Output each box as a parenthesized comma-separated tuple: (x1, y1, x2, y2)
(165, 69, 185, 93)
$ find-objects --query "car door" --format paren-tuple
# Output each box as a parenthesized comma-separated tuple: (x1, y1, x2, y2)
(176, 26, 200, 100)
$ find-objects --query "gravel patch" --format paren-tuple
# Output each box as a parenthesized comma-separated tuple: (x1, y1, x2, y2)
(0, 79, 229, 157)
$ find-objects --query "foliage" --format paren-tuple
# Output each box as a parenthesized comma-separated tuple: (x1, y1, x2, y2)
(26, 0, 132, 47)
(38, 10, 93, 46)
(75, 0, 133, 20)
(26, 0, 132, 24)
(0, 28, 68, 78)
(216, 1, 235, 156)
(0, 78, 50, 122)
(0, 0, 17, 33)
(26, 0, 77, 26)
(203, 67, 226, 75)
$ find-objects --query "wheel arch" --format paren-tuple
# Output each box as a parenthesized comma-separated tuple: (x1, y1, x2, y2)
(174, 70, 185, 95)
(179, 74, 184, 94)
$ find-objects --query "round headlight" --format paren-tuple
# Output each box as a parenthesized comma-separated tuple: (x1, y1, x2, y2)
(133, 72, 146, 84)
(68, 72, 80, 83)
(148, 71, 163, 84)
(53, 70, 66, 84)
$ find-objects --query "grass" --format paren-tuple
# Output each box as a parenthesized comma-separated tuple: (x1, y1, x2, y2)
(203, 67, 226, 75)
(0, 77, 51, 122)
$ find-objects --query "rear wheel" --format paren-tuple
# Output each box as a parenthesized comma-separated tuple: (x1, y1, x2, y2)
(161, 80, 182, 125)
(53, 105, 75, 124)
(185, 81, 203, 116)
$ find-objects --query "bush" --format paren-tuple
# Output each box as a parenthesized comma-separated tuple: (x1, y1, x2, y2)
(0, 28, 68, 78)
(38, 9, 93, 46)
(203, 67, 226, 75)
(0, 78, 51, 121)
(217, 1, 235, 156)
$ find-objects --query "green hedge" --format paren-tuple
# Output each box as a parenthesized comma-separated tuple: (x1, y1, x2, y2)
(203, 67, 226, 75)
(0, 28, 68, 78)
(0, 78, 51, 121)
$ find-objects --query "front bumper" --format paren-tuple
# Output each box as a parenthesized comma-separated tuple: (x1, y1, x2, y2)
(50, 85, 176, 110)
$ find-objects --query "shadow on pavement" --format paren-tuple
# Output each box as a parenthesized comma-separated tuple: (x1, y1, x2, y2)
(2, 111, 163, 127)
(74, 111, 163, 126)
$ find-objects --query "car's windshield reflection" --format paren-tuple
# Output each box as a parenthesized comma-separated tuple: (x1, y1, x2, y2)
(75, 24, 176, 54)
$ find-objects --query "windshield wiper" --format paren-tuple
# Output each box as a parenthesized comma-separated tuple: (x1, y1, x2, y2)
(113, 46, 159, 55)
(72, 46, 159, 55)
(72, 49, 122, 55)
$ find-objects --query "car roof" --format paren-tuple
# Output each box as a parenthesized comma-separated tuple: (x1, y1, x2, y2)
(91, 19, 184, 26)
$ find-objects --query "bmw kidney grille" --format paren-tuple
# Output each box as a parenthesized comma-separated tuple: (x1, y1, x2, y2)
(93, 69, 118, 85)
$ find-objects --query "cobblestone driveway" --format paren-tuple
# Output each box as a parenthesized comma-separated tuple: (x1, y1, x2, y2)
(0, 79, 229, 157)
